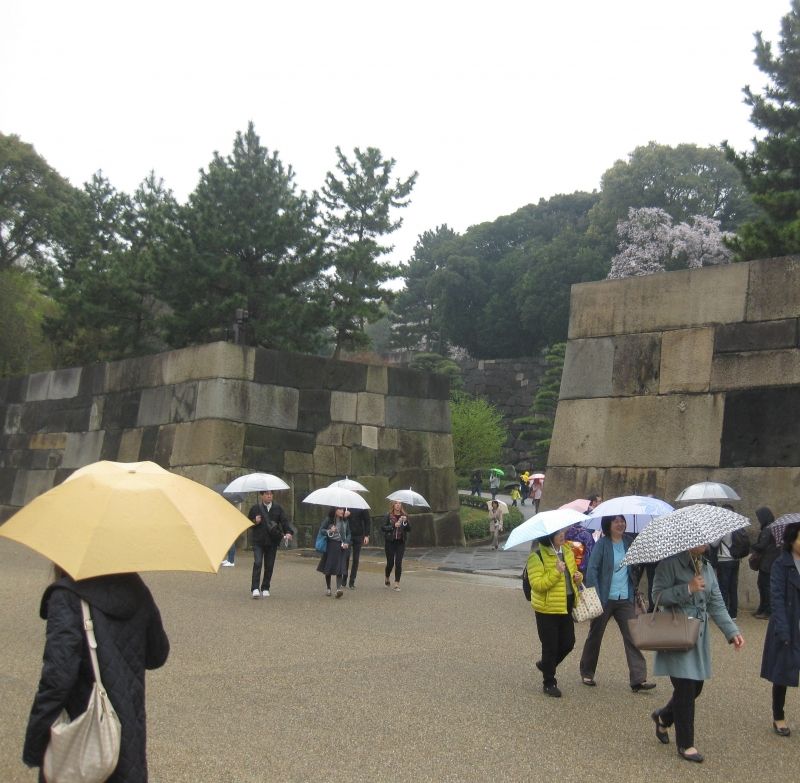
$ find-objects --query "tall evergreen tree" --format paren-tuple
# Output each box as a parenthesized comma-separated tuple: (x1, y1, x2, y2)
(163, 123, 328, 352)
(390, 225, 457, 352)
(724, 0, 800, 259)
(321, 146, 417, 358)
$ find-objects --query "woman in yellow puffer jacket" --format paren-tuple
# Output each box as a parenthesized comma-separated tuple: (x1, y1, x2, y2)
(528, 529, 583, 697)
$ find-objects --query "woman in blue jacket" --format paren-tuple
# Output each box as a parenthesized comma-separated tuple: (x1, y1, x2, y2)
(579, 515, 655, 691)
(761, 521, 800, 737)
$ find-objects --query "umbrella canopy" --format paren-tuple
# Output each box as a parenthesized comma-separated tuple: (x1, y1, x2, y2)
(619, 504, 750, 568)
(674, 481, 740, 502)
(559, 499, 591, 513)
(0, 461, 253, 580)
(224, 473, 290, 494)
(387, 488, 430, 507)
(213, 483, 245, 504)
(582, 495, 674, 533)
(489, 467, 505, 476)
(328, 477, 369, 492)
(531, 473, 546, 480)
(487, 499, 509, 515)
(303, 487, 371, 510)
(503, 509, 588, 550)
(771, 513, 800, 546)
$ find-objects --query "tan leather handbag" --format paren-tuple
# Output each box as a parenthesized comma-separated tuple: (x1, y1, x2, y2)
(627, 595, 701, 652)
(43, 600, 121, 783)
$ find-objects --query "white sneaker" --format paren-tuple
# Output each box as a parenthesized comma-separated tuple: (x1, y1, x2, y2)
(262, 590, 270, 597)
(252, 589, 260, 598)
(221, 560, 234, 567)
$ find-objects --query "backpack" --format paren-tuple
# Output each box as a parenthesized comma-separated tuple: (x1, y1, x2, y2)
(521, 551, 543, 602)
(729, 529, 751, 559)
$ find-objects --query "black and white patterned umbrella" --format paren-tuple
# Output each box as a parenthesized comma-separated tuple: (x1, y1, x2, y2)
(619, 504, 750, 568)
(771, 513, 800, 546)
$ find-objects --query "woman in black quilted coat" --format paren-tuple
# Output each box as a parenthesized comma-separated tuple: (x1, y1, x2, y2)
(23, 570, 170, 782)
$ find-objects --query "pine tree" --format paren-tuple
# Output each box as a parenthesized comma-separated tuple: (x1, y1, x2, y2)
(723, 0, 800, 259)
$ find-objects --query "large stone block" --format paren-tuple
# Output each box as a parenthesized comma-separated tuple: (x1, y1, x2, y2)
(721, 387, 800, 467)
(397, 430, 429, 469)
(334, 446, 352, 475)
(313, 445, 337, 476)
(105, 353, 166, 392)
(26, 368, 82, 402)
(252, 348, 281, 385)
(161, 341, 255, 385)
(0, 376, 25, 404)
(242, 446, 284, 473)
(170, 420, 245, 466)
(350, 446, 375, 476)
(243, 425, 315, 453)
(560, 338, 614, 400)
(612, 333, 661, 396)
(549, 395, 725, 468)
(89, 397, 104, 430)
(285, 450, 314, 473)
(387, 366, 429, 398)
(362, 426, 378, 450)
(356, 392, 385, 426)
(29, 433, 67, 450)
(137, 383, 198, 427)
(276, 352, 328, 389)
(316, 424, 344, 446)
(195, 379, 299, 429)
(569, 263, 750, 339)
(330, 391, 358, 423)
(325, 360, 368, 392)
(428, 433, 455, 469)
(434, 511, 466, 547)
(101, 391, 142, 431)
(78, 364, 107, 398)
(118, 429, 144, 462)
(715, 319, 798, 354)
(366, 365, 388, 395)
(11, 469, 57, 505)
(659, 327, 715, 393)
(62, 431, 106, 469)
(408, 513, 436, 546)
(4, 404, 22, 435)
(378, 428, 398, 450)
(746, 255, 800, 321)
(138, 427, 159, 461)
(711, 349, 800, 391)
(385, 397, 450, 433)
(100, 430, 122, 461)
(21, 399, 92, 434)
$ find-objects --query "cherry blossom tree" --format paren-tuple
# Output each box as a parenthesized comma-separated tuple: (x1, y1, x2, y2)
(607, 207, 734, 279)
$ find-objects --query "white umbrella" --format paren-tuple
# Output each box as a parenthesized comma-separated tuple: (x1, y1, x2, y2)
(224, 473, 290, 493)
(487, 499, 509, 515)
(619, 504, 750, 568)
(387, 488, 430, 507)
(675, 481, 740, 502)
(329, 477, 369, 492)
(582, 495, 673, 533)
(503, 509, 588, 550)
(303, 487, 371, 510)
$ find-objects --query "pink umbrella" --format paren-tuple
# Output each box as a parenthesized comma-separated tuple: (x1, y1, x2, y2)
(560, 498, 590, 513)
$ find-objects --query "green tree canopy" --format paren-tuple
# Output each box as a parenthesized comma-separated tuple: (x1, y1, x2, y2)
(162, 122, 328, 352)
(0, 132, 80, 271)
(321, 146, 417, 358)
(449, 391, 507, 474)
(723, 0, 800, 259)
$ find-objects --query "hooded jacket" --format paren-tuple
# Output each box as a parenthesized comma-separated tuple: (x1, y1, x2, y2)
(527, 544, 580, 615)
(23, 573, 169, 782)
(752, 506, 779, 574)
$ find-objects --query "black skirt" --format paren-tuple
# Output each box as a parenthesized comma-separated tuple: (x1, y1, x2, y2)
(316, 540, 347, 576)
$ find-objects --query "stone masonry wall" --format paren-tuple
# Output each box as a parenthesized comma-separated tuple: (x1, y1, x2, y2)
(458, 356, 548, 468)
(544, 255, 800, 608)
(0, 342, 463, 546)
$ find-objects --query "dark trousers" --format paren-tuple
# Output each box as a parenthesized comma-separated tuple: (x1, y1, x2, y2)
(773, 684, 788, 721)
(534, 596, 575, 686)
(385, 539, 405, 582)
(343, 536, 364, 586)
(757, 570, 772, 615)
(658, 677, 704, 749)
(251, 542, 278, 591)
(579, 599, 647, 685)
(716, 560, 739, 617)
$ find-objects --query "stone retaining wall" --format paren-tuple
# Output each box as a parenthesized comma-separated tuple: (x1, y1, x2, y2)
(545, 255, 800, 609)
(0, 342, 463, 546)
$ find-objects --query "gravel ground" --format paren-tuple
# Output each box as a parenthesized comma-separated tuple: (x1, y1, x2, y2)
(1, 538, 795, 782)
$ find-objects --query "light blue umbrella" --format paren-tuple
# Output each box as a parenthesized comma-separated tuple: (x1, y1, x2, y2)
(503, 509, 588, 550)
(581, 495, 673, 533)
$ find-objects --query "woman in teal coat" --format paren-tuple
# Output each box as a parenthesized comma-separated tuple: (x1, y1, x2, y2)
(649, 545, 744, 764)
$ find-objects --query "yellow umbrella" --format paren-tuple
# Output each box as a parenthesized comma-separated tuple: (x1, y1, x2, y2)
(0, 461, 253, 580)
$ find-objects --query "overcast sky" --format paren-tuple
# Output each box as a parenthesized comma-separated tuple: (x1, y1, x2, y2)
(1, 1, 791, 266)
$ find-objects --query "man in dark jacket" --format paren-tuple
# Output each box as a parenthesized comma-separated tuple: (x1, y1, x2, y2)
(248, 490, 292, 598)
(342, 508, 371, 589)
(24, 572, 169, 782)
